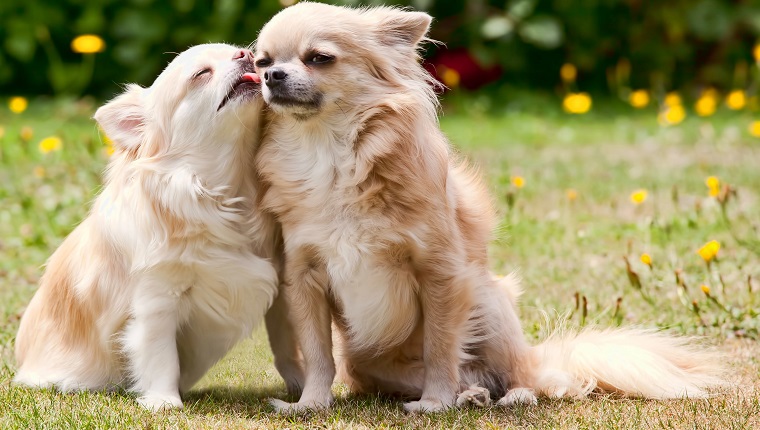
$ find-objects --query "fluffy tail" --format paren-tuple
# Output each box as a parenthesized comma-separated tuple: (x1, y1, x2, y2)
(530, 327, 727, 399)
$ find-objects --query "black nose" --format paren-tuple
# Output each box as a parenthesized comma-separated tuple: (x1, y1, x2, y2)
(264, 67, 287, 87)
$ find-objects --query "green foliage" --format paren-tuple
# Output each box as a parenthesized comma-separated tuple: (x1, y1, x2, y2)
(3, 0, 760, 96)
(0, 0, 283, 97)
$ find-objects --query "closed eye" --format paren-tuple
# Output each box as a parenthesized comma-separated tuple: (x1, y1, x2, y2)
(193, 68, 212, 79)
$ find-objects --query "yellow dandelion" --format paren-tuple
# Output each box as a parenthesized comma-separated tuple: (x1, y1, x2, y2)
(700, 284, 711, 296)
(33, 166, 45, 178)
(566, 188, 578, 201)
(20, 126, 33, 142)
(629, 90, 650, 108)
(560, 63, 577, 83)
(9, 96, 28, 114)
(438, 66, 460, 88)
(705, 176, 720, 197)
(658, 104, 686, 126)
(38, 136, 63, 154)
(726, 90, 746, 110)
(640, 253, 652, 267)
(511, 176, 525, 189)
(749, 121, 760, 138)
(696, 240, 720, 263)
(562, 92, 592, 114)
(630, 189, 648, 205)
(754, 44, 760, 63)
(71, 34, 105, 54)
(664, 92, 682, 106)
(694, 94, 717, 117)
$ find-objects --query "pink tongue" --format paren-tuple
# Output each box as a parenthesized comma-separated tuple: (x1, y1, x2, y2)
(242, 72, 261, 84)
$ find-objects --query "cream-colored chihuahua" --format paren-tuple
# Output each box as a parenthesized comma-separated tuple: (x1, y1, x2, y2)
(253, 2, 724, 413)
(14, 43, 302, 411)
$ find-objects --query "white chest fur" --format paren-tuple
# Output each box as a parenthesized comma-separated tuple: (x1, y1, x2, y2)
(263, 121, 420, 351)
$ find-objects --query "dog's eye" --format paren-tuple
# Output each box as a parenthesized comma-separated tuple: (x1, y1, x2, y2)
(307, 54, 334, 65)
(193, 68, 212, 79)
(255, 58, 272, 68)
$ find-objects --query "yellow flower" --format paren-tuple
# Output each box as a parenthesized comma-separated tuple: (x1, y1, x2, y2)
(562, 92, 592, 114)
(630, 189, 648, 204)
(20, 126, 33, 142)
(697, 240, 720, 262)
(629, 90, 650, 108)
(664, 92, 682, 106)
(33, 166, 45, 178)
(640, 253, 652, 267)
(560, 63, 577, 83)
(726, 90, 746, 110)
(700, 284, 711, 296)
(658, 104, 686, 126)
(38, 136, 63, 154)
(511, 176, 525, 188)
(754, 44, 760, 62)
(438, 66, 460, 88)
(566, 188, 578, 201)
(71, 34, 105, 54)
(749, 121, 760, 137)
(694, 94, 717, 117)
(705, 176, 720, 197)
(9, 96, 28, 114)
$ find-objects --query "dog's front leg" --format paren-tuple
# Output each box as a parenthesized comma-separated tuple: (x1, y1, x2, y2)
(265, 283, 305, 396)
(269, 247, 334, 412)
(123, 274, 185, 411)
(404, 267, 472, 413)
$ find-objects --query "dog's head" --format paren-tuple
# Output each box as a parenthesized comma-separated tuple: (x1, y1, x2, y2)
(94, 43, 261, 159)
(254, 2, 433, 120)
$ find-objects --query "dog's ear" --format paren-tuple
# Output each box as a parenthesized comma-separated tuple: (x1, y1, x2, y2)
(94, 84, 145, 155)
(373, 8, 432, 48)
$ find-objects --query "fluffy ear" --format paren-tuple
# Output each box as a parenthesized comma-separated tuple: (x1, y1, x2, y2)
(373, 9, 432, 48)
(93, 84, 145, 153)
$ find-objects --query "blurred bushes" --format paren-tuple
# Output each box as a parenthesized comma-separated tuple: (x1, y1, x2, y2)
(2, 0, 759, 97)
(0, 0, 283, 97)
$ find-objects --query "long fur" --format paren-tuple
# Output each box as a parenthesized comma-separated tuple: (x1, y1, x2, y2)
(14, 44, 302, 410)
(253, 2, 725, 413)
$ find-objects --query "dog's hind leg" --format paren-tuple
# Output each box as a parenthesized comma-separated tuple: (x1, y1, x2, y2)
(175, 317, 242, 394)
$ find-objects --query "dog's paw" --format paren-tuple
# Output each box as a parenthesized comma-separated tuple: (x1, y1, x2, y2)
(496, 388, 538, 406)
(269, 397, 331, 413)
(137, 394, 183, 411)
(403, 399, 450, 413)
(456, 385, 491, 408)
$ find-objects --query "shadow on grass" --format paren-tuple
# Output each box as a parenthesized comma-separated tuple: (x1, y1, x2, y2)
(181, 384, 579, 426)
(183, 385, 438, 423)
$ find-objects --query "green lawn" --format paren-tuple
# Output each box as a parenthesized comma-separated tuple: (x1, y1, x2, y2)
(1, 96, 759, 429)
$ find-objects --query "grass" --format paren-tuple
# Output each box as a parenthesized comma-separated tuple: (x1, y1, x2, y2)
(1, 95, 760, 428)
